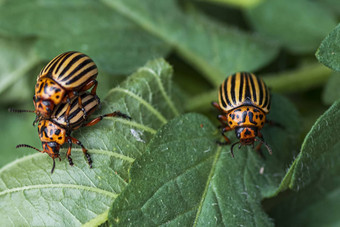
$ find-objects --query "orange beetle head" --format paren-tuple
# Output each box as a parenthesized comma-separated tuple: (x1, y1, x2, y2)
(33, 96, 55, 119)
(42, 142, 61, 159)
(235, 126, 258, 145)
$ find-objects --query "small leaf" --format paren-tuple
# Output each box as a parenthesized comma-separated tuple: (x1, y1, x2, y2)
(108, 94, 300, 226)
(322, 72, 340, 105)
(0, 0, 171, 75)
(246, 0, 337, 53)
(281, 100, 340, 191)
(268, 101, 340, 226)
(101, 0, 279, 86)
(316, 23, 340, 71)
(0, 58, 182, 226)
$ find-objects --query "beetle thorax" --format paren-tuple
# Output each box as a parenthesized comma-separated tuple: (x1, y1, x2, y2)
(34, 77, 66, 117)
(227, 105, 266, 130)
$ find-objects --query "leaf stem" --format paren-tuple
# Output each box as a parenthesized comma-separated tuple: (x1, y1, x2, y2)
(186, 63, 332, 111)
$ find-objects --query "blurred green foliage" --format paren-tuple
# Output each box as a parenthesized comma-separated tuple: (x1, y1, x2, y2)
(0, 0, 339, 226)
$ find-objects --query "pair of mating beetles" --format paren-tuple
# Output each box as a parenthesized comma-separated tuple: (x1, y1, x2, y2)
(12, 51, 130, 173)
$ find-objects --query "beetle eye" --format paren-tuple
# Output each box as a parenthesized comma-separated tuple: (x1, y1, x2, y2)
(235, 127, 243, 139)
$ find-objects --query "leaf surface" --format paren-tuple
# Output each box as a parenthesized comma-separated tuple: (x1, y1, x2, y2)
(0, 0, 171, 75)
(109, 94, 300, 226)
(269, 101, 340, 226)
(322, 72, 340, 105)
(246, 0, 337, 53)
(0, 59, 181, 226)
(316, 23, 340, 71)
(100, 0, 278, 86)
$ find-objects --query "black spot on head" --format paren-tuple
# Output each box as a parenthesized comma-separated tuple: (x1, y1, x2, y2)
(229, 121, 233, 125)
(247, 108, 249, 111)
(50, 81, 55, 85)
(261, 122, 264, 125)
(253, 109, 260, 113)
(56, 95, 60, 99)
(58, 136, 62, 140)
(256, 115, 258, 119)
(55, 129, 61, 135)
(244, 129, 252, 135)
(55, 88, 61, 93)
(259, 114, 264, 120)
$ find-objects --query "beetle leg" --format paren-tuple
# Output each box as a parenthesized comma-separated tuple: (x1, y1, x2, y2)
(216, 126, 232, 146)
(82, 111, 131, 127)
(79, 79, 98, 95)
(211, 101, 222, 111)
(217, 114, 228, 127)
(221, 126, 232, 144)
(255, 131, 272, 158)
(67, 138, 74, 166)
(69, 136, 92, 168)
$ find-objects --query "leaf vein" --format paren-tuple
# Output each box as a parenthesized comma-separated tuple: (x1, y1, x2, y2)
(0, 184, 117, 198)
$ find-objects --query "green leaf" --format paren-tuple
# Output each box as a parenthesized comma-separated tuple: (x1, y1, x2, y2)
(101, 0, 279, 86)
(108, 94, 300, 226)
(284, 100, 340, 191)
(0, 37, 39, 103)
(322, 72, 340, 105)
(268, 101, 340, 226)
(0, 58, 182, 226)
(0, 0, 170, 75)
(246, 0, 337, 53)
(316, 23, 340, 71)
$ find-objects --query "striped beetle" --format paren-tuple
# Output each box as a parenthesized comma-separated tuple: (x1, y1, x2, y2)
(33, 51, 98, 124)
(212, 72, 272, 157)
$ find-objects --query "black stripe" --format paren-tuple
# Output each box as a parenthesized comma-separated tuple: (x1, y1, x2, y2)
(219, 85, 227, 108)
(42, 53, 65, 76)
(249, 74, 257, 103)
(257, 76, 264, 106)
(54, 52, 77, 76)
(57, 53, 85, 80)
(244, 73, 251, 100)
(65, 65, 97, 86)
(224, 78, 232, 107)
(262, 85, 269, 110)
(238, 73, 244, 102)
(61, 59, 94, 83)
(230, 74, 236, 105)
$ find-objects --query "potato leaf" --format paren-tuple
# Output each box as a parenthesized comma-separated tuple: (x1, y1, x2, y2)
(0, 59, 182, 226)
(108, 94, 300, 226)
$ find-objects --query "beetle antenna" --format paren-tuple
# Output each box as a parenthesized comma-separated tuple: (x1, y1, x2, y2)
(8, 108, 35, 113)
(230, 141, 240, 158)
(16, 144, 42, 153)
(255, 138, 272, 155)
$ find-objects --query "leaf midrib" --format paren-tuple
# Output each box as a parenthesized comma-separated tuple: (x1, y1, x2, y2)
(0, 183, 117, 198)
(193, 146, 222, 226)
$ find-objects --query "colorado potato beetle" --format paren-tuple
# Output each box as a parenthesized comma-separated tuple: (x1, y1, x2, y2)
(17, 92, 131, 173)
(33, 51, 98, 124)
(212, 72, 272, 157)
